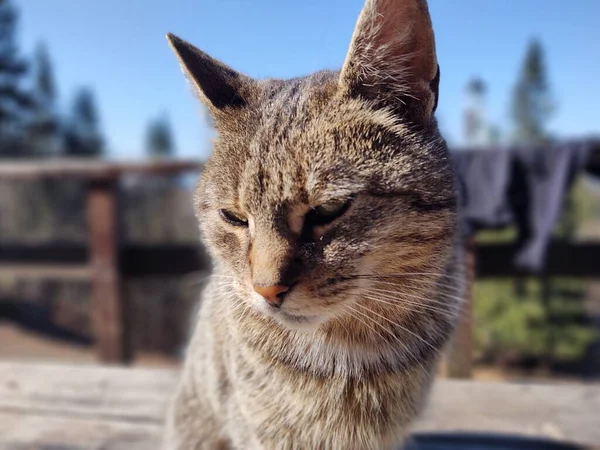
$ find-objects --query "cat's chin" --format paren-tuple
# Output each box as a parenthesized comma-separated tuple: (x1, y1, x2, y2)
(268, 309, 326, 332)
(246, 291, 327, 331)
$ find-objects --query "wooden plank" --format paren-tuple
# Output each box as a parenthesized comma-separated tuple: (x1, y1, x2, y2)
(0, 363, 176, 423)
(0, 160, 202, 180)
(476, 241, 600, 278)
(0, 412, 161, 450)
(3, 241, 600, 278)
(0, 244, 208, 276)
(0, 362, 599, 448)
(442, 237, 475, 378)
(0, 243, 87, 264)
(0, 264, 91, 280)
(87, 180, 129, 363)
(415, 380, 600, 447)
(120, 245, 209, 276)
(0, 363, 170, 448)
(0, 142, 597, 181)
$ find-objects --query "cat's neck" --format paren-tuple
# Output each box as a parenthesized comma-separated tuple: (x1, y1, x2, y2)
(227, 296, 428, 379)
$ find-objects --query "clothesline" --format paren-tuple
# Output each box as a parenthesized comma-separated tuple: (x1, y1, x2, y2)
(452, 139, 600, 272)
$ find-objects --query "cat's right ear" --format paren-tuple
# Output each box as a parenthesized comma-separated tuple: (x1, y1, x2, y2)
(339, 0, 440, 123)
(166, 33, 253, 117)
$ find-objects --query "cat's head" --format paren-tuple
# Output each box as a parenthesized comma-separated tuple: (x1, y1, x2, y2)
(168, 0, 457, 332)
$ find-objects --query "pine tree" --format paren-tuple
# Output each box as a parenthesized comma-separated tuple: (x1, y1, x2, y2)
(463, 78, 486, 146)
(34, 43, 55, 102)
(508, 39, 588, 368)
(489, 125, 502, 145)
(0, 0, 33, 156)
(27, 42, 60, 156)
(140, 114, 177, 240)
(512, 39, 554, 144)
(64, 87, 104, 157)
(146, 114, 175, 159)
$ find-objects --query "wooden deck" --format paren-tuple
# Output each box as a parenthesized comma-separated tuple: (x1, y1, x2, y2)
(0, 362, 598, 449)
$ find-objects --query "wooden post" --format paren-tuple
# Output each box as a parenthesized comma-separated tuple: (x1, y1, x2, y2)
(87, 179, 130, 363)
(442, 236, 476, 378)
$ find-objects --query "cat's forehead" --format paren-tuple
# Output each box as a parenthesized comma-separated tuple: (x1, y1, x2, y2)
(248, 74, 411, 163)
(237, 140, 361, 212)
(205, 74, 428, 210)
(237, 79, 395, 206)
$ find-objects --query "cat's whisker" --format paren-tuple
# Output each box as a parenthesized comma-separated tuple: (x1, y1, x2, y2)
(366, 284, 465, 303)
(363, 293, 473, 326)
(370, 277, 465, 294)
(211, 280, 235, 286)
(366, 287, 467, 309)
(210, 287, 238, 297)
(235, 305, 252, 322)
(335, 315, 353, 337)
(209, 274, 238, 280)
(347, 291, 460, 318)
(358, 289, 465, 315)
(345, 304, 427, 373)
(364, 295, 462, 321)
(210, 284, 236, 292)
(184, 273, 238, 287)
(343, 306, 416, 367)
(231, 299, 253, 321)
(342, 305, 387, 342)
(354, 302, 439, 352)
(369, 277, 464, 293)
(351, 272, 466, 283)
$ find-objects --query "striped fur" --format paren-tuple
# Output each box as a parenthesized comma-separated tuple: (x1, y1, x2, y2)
(164, 1, 463, 449)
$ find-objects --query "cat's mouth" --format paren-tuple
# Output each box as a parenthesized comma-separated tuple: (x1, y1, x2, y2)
(278, 310, 317, 324)
(248, 287, 330, 330)
(266, 306, 325, 330)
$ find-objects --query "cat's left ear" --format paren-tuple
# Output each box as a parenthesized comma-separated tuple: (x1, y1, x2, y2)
(339, 0, 440, 122)
(166, 33, 254, 118)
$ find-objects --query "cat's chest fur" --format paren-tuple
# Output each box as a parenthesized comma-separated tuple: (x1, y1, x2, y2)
(186, 283, 435, 449)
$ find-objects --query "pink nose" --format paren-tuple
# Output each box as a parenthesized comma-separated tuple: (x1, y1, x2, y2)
(253, 284, 290, 308)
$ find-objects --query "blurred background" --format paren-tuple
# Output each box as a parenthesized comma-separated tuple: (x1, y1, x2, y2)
(0, 0, 599, 386)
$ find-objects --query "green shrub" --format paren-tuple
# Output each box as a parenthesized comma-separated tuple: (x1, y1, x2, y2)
(474, 277, 596, 363)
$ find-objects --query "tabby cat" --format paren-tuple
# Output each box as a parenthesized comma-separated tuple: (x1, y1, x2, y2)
(164, 0, 463, 448)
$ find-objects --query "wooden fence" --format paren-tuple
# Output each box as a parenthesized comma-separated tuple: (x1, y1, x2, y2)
(0, 161, 203, 362)
(1, 158, 599, 377)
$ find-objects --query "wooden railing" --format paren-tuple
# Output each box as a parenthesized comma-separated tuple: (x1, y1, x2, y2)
(1, 156, 599, 376)
(442, 240, 600, 378)
(4, 241, 598, 278)
(0, 160, 203, 362)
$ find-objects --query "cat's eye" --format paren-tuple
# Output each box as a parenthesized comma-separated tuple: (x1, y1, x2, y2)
(306, 198, 353, 228)
(219, 209, 248, 227)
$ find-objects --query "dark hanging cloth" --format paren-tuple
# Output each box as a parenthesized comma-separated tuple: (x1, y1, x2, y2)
(452, 141, 591, 272)
(453, 147, 512, 234)
(510, 141, 591, 271)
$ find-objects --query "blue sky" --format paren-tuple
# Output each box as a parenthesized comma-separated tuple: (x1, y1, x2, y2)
(16, 0, 600, 160)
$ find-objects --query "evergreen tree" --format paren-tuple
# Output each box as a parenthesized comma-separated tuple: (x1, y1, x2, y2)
(488, 125, 502, 145)
(463, 78, 487, 146)
(0, 0, 33, 156)
(146, 114, 175, 159)
(64, 87, 104, 157)
(27, 42, 60, 156)
(508, 39, 588, 368)
(34, 43, 55, 102)
(512, 39, 554, 144)
(140, 114, 177, 239)
(463, 78, 501, 147)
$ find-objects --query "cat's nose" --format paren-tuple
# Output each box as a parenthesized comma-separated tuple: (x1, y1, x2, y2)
(253, 284, 289, 308)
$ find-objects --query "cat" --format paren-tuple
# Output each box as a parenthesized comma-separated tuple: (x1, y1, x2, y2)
(163, 0, 463, 448)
